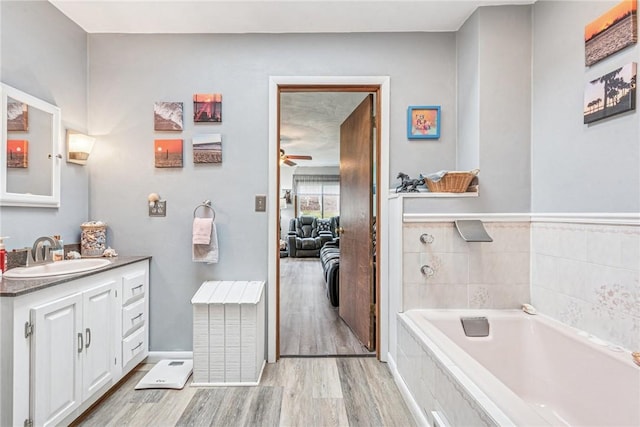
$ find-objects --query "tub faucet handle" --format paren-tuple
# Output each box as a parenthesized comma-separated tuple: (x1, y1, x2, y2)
(420, 265, 435, 277)
(419, 233, 434, 244)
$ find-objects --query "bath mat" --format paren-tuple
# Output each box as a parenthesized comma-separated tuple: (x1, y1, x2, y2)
(135, 359, 193, 390)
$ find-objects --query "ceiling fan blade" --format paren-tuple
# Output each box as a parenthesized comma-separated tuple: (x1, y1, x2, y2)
(286, 155, 312, 160)
(284, 159, 297, 166)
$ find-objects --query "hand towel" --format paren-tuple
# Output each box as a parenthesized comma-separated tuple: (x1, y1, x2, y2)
(193, 222, 219, 264)
(193, 217, 213, 245)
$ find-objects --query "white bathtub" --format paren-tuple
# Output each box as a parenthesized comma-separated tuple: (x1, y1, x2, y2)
(397, 309, 640, 426)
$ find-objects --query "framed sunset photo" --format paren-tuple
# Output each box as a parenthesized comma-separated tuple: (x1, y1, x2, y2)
(7, 139, 28, 168)
(154, 139, 183, 168)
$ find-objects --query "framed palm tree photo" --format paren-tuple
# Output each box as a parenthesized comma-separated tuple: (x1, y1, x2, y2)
(584, 62, 637, 124)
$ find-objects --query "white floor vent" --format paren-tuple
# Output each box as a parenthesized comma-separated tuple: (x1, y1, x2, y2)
(134, 359, 193, 390)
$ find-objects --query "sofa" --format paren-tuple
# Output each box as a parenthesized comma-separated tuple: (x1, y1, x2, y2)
(320, 237, 340, 307)
(287, 215, 336, 257)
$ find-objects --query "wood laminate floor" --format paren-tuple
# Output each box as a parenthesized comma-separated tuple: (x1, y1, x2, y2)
(76, 358, 415, 427)
(279, 257, 373, 356)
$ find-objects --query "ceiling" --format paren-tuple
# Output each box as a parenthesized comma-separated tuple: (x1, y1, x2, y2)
(48, 1, 534, 34)
(47, 0, 534, 169)
(280, 92, 368, 167)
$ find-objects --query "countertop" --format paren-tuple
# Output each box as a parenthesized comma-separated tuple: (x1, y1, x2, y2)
(0, 256, 151, 297)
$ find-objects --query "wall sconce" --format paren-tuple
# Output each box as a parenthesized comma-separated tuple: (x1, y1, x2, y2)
(67, 129, 96, 165)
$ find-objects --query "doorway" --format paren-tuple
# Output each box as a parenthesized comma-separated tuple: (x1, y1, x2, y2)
(278, 90, 374, 357)
(268, 78, 389, 361)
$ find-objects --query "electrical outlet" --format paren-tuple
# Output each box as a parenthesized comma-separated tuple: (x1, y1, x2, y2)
(149, 201, 166, 217)
(255, 195, 266, 212)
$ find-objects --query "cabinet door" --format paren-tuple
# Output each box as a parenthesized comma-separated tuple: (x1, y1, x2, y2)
(31, 292, 83, 427)
(82, 281, 116, 399)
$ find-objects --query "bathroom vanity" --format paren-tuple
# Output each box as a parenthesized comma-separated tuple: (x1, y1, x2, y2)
(0, 256, 150, 427)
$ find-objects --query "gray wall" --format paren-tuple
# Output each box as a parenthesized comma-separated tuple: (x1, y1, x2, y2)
(406, 5, 532, 214)
(532, 1, 639, 213)
(0, 0, 89, 247)
(87, 32, 457, 350)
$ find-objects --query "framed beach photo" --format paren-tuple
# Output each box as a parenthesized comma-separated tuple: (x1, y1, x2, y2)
(7, 99, 28, 131)
(154, 102, 183, 131)
(193, 133, 222, 164)
(407, 106, 440, 139)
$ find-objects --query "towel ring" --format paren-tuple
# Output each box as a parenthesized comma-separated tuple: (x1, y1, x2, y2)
(193, 200, 216, 222)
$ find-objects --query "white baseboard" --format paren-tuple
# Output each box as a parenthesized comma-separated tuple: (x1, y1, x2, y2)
(386, 353, 428, 427)
(146, 351, 193, 363)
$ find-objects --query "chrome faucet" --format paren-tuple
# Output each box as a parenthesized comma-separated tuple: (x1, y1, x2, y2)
(26, 236, 62, 266)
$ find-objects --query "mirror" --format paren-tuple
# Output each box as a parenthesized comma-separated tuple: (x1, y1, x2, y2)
(1, 83, 61, 207)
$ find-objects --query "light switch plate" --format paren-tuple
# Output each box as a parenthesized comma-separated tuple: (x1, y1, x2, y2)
(255, 195, 266, 212)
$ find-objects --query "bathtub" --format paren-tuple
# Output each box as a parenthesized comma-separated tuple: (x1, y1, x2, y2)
(396, 309, 640, 427)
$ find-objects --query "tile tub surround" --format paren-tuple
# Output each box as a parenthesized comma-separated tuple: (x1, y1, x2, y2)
(531, 221, 640, 351)
(395, 310, 640, 427)
(402, 221, 530, 310)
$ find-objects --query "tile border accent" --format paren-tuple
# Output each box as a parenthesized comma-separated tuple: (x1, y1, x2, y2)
(404, 213, 639, 226)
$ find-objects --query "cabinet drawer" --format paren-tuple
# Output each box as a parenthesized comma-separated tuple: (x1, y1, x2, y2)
(122, 298, 145, 337)
(122, 326, 145, 367)
(122, 270, 146, 305)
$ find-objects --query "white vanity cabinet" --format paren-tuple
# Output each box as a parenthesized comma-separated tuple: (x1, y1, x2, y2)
(30, 280, 116, 427)
(0, 258, 149, 427)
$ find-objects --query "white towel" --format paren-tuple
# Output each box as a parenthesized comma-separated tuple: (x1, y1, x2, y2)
(193, 217, 213, 245)
(192, 222, 219, 264)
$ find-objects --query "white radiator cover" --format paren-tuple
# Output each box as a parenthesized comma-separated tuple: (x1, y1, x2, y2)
(191, 280, 266, 386)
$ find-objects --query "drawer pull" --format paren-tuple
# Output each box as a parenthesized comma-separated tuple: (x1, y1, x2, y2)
(131, 313, 144, 323)
(132, 341, 143, 352)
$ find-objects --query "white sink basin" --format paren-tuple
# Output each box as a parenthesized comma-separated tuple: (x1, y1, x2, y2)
(3, 258, 112, 279)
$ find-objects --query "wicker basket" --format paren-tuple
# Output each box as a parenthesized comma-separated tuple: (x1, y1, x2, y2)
(424, 169, 479, 193)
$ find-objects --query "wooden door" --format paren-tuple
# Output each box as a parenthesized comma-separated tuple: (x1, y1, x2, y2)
(31, 292, 83, 427)
(82, 281, 116, 399)
(338, 94, 375, 350)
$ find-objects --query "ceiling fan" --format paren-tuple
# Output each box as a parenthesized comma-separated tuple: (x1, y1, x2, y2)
(280, 148, 312, 166)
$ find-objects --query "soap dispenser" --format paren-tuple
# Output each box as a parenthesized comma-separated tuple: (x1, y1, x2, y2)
(0, 236, 8, 275)
(53, 235, 64, 261)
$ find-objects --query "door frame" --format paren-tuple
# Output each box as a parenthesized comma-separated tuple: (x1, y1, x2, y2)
(267, 76, 390, 362)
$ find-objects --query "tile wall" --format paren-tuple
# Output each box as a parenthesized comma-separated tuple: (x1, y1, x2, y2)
(402, 222, 530, 310)
(531, 221, 640, 351)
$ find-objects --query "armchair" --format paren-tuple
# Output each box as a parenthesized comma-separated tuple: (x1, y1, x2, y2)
(287, 215, 334, 257)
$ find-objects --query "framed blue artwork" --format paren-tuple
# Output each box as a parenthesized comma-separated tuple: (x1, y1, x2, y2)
(407, 105, 440, 139)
